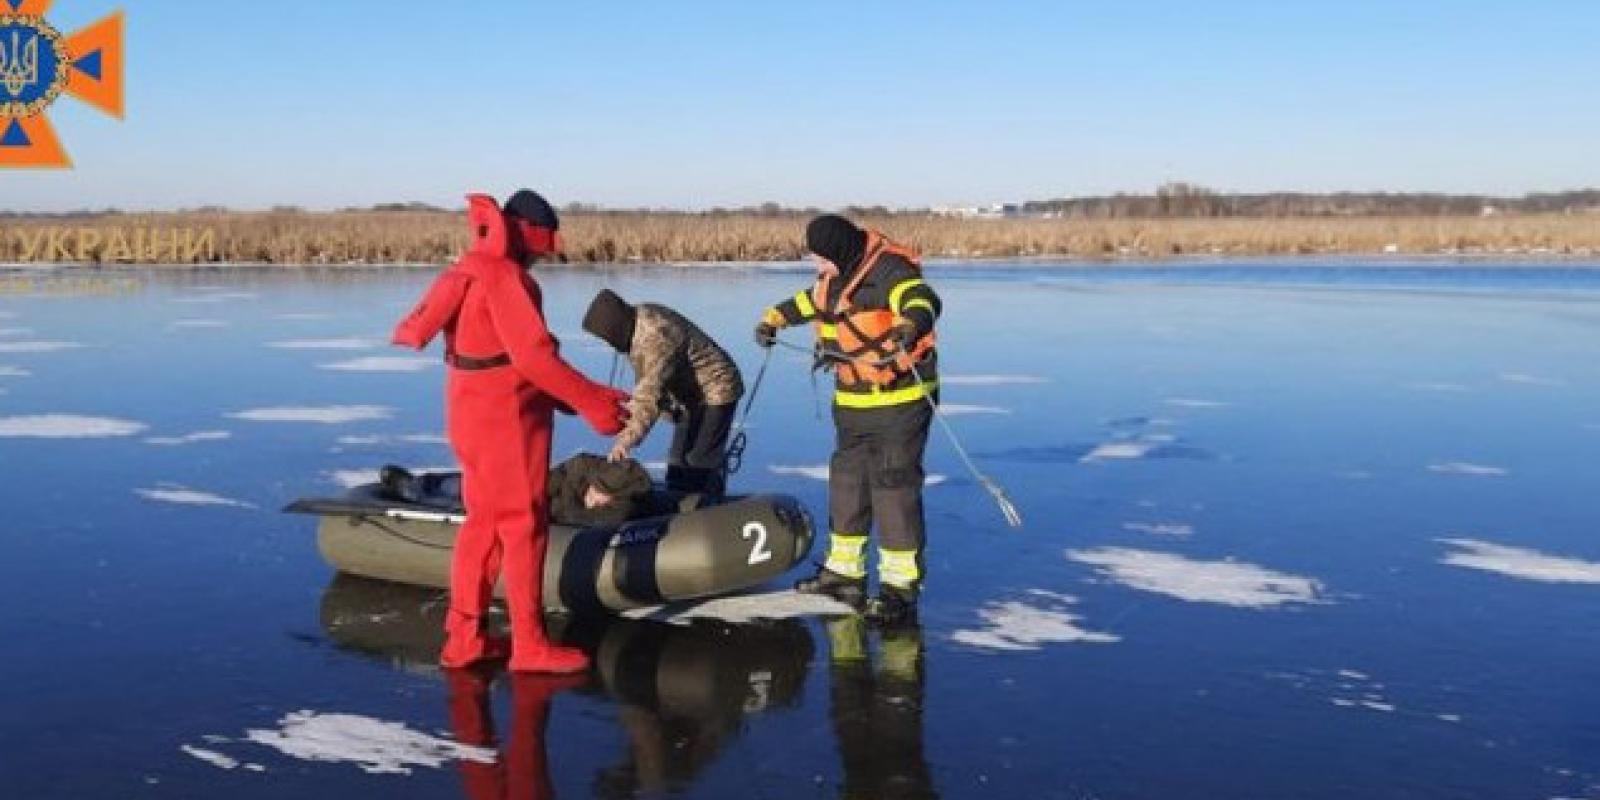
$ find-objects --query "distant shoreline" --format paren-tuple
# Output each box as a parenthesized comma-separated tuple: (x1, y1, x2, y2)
(1, 210, 1598, 266)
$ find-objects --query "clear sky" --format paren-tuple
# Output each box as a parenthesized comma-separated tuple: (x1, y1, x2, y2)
(4, 0, 1599, 211)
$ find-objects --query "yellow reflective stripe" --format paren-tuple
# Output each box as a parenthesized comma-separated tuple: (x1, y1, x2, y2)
(901, 298, 935, 316)
(888, 278, 927, 313)
(762, 307, 786, 327)
(833, 380, 937, 409)
(825, 617, 867, 663)
(817, 323, 838, 339)
(794, 290, 817, 318)
(879, 548, 922, 588)
(825, 532, 868, 578)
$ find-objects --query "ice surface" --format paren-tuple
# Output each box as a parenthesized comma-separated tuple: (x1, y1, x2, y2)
(939, 404, 1011, 415)
(241, 710, 497, 775)
(267, 338, 380, 350)
(136, 484, 255, 509)
(1405, 381, 1471, 393)
(144, 430, 231, 446)
(623, 590, 857, 624)
(318, 356, 437, 373)
(0, 414, 146, 438)
(229, 405, 392, 424)
(951, 593, 1119, 651)
(0, 327, 34, 336)
(1428, 462, 1508, 477)
(1163, 397, 1231, 409)
(274, 312, 333, 320)
(1067, 547, 1325, 608)
(768, 463, 947, 486)
(1499, 372, 1565, 387)
(172, 292, 258, 304)
(0, 366, 29, 377)
(334, 433, 447, 446)
(1122, 522, 1194, 537)
(169, 319, 229, 329)
(941, 374, 1048, 386)
(0, 341, 84, 353)
(1438, 538, 1600, 584)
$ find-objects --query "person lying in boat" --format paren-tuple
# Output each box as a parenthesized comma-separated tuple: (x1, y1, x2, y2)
(379, 454, 653, 528)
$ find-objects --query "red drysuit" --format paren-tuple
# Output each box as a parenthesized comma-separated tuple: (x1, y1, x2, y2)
(394, 194, 626, 673)
(447, 669, 583, 800)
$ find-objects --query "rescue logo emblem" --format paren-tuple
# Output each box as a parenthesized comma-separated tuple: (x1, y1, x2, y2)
(0, 1, 123, 169)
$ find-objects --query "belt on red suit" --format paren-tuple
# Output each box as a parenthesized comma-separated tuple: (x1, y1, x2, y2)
(447, 352, 512, 370)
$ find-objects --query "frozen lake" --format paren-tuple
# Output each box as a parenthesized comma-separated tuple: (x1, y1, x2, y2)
(1, 262, 1598, 798)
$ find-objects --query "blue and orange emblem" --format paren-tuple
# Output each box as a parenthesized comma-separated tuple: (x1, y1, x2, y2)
(0, 0, 122, 168)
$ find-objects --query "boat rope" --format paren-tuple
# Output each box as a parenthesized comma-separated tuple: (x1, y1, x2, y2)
(721, 347, 772, 476)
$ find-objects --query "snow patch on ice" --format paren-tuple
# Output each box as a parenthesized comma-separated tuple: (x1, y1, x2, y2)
(240, 710, 496, 775)
(942, 374, 1048, 386)
(1164, 397, 1230, 409)
(1122, 521, 1194, 537)
(939, 403, 1011, 416)
(1428, 461, 1508, 477)
(1499, 372, 1565, 387)
(1438, 538, 1600, 584)
(951, 592, 1119, 651)
(169, 319, 229, 329)
(0, 365, 29, 377)
(768, 463, 947, 486)
(335, 433, 447, 447)
(319, 356, 436, 373)
(1067, 547, 1325, 608)
(144, 430, 231, 446)
(0, 340, 84, 353)
(624, 590, 857, 624)
(268, 338, 380, 350)
(0, 414, 146, 438)
(0, 327, 34, 336)
(136, 484, 255, 509)
(229, 405, 392, 424)
(181, 745, 240, 770)
(1080, 441, 1156, 462)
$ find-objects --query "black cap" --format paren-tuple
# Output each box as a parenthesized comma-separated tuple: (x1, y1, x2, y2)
(805, 214, 868, 272)
(591, 458, 652, 497)
(582, 289, 637, 353)
(505, 189, 560, 230)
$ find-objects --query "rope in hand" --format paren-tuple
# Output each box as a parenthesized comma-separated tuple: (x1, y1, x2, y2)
(721, 347, 773, 477)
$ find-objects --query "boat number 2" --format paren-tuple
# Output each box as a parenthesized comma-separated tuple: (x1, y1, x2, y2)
(742, 521, 772, 565)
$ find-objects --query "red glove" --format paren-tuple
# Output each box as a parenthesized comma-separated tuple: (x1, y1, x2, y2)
(576, 386, 630, 436)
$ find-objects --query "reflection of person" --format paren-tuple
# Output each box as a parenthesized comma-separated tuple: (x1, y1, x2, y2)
(381, 453, 653, 528)
(582, 290, 744, 497)
(824, 616, 937, 800)
(392, 189, 628, 673)
(447, 669, 584, 800)
(755, 215, 942, 623)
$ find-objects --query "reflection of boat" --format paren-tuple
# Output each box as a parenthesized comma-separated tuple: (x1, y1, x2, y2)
(288, 477, 815, 612)
(319, 575, 816, 795)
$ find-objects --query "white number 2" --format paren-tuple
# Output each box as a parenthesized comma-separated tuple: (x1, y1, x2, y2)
(742, 521, 772, 565)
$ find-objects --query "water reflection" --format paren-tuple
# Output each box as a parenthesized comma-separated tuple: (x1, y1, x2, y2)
(823, 616, 937, 800)
(318, 575, 819, 796)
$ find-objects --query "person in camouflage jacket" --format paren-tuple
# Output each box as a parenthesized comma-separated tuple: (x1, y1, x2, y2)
(582, 289, 744, 496)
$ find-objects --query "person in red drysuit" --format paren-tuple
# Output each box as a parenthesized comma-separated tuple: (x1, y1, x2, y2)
(393, 189, 628, 673)
(447, 669, 583, 800)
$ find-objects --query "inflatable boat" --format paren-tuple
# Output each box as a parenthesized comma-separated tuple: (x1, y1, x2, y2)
(285, 472, 816, 613)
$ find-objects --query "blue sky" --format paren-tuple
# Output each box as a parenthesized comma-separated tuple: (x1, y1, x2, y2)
(4, 0, 1599, 211)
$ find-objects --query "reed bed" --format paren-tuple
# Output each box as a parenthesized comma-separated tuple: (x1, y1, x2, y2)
(3, 210, 1598, 265)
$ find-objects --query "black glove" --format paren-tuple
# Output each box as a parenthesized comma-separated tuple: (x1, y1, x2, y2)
(754, 321, 778, 349)
(891, 319, 919, 352)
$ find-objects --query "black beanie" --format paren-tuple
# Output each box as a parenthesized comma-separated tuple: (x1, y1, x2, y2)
(505, 189, 560, 230)
(805, 214, 868, 271)
(582, 289, 637, 353)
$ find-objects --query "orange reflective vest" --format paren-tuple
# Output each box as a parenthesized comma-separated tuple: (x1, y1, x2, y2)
(810, 231, 937, 389)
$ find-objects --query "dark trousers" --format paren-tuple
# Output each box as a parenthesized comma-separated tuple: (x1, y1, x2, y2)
(667, 402, 736, 497)
(829, 401, 932, 557)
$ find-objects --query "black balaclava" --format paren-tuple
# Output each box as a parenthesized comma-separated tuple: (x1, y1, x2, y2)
(805, 214, 868, 273)
(582, 289, 637, 353)
(504, 189, 560, 230)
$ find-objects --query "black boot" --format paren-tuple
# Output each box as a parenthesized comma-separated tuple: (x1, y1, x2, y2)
(795, 566, 866, 609)
(864, 585, 919, 625)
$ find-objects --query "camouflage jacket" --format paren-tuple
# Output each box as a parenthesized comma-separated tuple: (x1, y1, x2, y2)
(616, 303, 743, 450)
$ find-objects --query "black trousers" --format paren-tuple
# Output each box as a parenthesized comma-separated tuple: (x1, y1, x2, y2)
(829, 401, 932, 555)
(666, 402, 736, 496)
